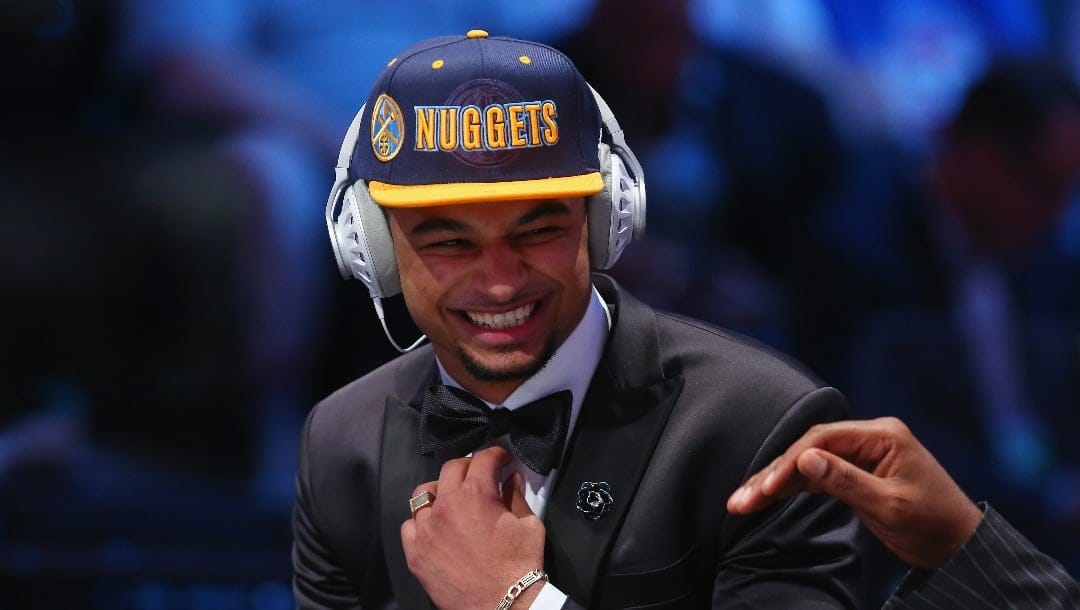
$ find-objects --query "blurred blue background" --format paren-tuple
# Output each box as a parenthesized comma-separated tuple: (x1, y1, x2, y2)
(2, 0, 1079, 607)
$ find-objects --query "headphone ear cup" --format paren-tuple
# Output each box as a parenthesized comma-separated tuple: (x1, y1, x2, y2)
(587, 143, 614, 268)
(331, 180, 402, 298)
(587, 143, 640, 269)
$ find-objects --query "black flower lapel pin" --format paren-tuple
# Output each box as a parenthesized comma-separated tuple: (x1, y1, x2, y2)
(576, 481, 614, 520)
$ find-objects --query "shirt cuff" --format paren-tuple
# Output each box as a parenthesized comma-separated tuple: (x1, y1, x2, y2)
(528, 582, 568, 609)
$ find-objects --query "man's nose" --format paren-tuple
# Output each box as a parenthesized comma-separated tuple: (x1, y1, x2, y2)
(475, 242, 527, 302)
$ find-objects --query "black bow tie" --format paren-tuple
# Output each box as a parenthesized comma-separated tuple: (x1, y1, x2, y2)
(419, 385, 571, 475)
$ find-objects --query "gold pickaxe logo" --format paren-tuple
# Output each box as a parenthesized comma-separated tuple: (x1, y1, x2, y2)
(370, 94, 405, 162)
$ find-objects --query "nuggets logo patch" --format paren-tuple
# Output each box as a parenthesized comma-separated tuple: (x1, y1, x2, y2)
(414, 79, 559, 168)
(370, 94, 404, 162)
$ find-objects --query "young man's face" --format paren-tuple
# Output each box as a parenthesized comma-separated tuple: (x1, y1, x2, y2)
(387, 197, 592, 402)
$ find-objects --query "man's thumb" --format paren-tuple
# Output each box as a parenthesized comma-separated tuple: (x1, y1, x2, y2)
(796, 448, 880, 509)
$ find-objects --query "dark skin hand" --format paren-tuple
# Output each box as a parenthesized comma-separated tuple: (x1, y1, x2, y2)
(727, 417, 985, 569)
(402, 446, 547, 609)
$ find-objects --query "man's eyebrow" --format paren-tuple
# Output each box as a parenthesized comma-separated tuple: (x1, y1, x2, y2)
(408, 217, 472, 237)
(516, 201, 572, 226)
(407, 200, 572, 237)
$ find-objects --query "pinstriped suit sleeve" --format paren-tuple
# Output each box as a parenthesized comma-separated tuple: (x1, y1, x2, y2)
(883, 504, 1080, 609)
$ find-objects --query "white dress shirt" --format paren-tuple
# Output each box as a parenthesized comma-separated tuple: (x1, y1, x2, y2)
(436, 285, 611, 609)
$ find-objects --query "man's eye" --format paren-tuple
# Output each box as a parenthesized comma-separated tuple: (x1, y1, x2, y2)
(423, 239, 470, 251)
(518, 226, 561, 240)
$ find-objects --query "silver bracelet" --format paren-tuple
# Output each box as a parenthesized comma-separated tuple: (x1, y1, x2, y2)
(495, 569, 548, 610)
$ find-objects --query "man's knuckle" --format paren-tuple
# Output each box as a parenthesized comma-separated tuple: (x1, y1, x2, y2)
(522, 515, 544, 531)
(879, 495, 915, 526)
(833, 463, 858, 491)
(460, 478, 485, 497)
(808, 422, 834, 439)
(879, 417, 909, 437)
(404, 550, 423, 573)
(443, 456, 470, 471)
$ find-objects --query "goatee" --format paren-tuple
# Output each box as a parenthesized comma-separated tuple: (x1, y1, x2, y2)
(456, 334, 559, 383)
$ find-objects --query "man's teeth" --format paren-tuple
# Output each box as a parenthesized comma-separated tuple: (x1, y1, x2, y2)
(465, 303, 535, 330)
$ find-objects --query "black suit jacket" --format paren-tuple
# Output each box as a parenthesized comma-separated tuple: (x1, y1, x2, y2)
(294, 276, 860, 609)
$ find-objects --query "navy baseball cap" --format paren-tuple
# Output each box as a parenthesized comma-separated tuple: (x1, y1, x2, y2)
(352, 30, 604, 208)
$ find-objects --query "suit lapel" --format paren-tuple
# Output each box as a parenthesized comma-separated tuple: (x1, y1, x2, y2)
(379, 358, 440, 610)
(543, 275, 685, 605)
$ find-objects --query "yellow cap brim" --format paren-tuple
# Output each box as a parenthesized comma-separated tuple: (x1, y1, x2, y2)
(368, 172, 603, 207)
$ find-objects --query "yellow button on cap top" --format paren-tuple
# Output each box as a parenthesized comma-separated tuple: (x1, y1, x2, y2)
(466, 29, 488, 39)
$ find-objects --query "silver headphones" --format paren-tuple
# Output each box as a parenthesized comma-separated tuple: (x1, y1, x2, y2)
(325, 86, 645, 351)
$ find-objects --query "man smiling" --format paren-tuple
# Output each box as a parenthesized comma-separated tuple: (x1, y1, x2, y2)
(298, 31, 860, 609)
(389, 198, 591, 400)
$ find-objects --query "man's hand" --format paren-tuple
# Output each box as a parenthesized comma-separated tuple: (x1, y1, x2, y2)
(726, 417, 984, 569)
(401, 446, 547, 609)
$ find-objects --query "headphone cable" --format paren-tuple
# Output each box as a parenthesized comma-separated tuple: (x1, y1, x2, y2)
(372, 297, 427, 353)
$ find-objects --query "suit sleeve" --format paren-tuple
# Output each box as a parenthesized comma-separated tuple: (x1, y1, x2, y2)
(883, 504, 1080, 610)
(713, 387, 862, 609)
(293, 406, 365, 609)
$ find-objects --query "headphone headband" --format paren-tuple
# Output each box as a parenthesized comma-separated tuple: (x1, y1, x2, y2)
(588, 85, 647, 240)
